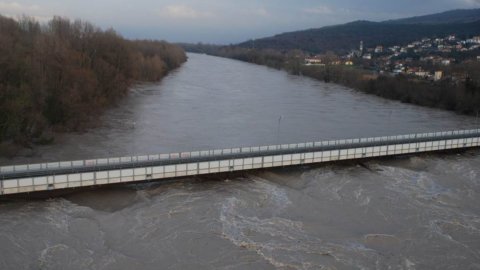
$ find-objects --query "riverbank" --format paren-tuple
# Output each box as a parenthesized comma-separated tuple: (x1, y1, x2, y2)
(0, 53, 479, 269)
(2, 53, 477, 166)
(188, 46, 480, 116)
(0, 15, 187, 157)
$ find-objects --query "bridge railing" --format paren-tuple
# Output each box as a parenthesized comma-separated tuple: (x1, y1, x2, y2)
(1, 128, 480, 175)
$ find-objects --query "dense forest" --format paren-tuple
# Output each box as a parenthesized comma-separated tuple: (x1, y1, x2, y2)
(237, 20, 480, 54)
(300, 63, 480, 115)
(183, 45, 480, 116)
(0, 15, 186, 151)
(385, 8, 480, 24)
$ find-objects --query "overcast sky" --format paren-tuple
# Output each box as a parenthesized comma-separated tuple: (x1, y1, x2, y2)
(1, 0, 480, 43)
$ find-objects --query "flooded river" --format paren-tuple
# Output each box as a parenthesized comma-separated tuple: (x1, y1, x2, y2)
(1, 53, 479, 269)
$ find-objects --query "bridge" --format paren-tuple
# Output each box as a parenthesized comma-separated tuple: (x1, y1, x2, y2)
(1, 129, 480, 196)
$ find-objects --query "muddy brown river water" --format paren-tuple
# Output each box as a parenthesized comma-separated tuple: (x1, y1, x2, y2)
(0, 53, 479, 269)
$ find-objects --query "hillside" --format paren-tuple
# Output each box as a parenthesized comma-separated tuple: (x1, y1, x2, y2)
(237, 9, 480, 54)
(385, 8, 480, 24)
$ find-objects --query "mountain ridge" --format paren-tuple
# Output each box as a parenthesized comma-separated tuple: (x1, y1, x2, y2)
(236, 9, 480, 54)
(383, 8, 480, 24)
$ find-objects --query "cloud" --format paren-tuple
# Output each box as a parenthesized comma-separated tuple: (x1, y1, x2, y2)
(462, 0, 480, 5)
(159, 4, 212, 19)
(302, 6, 333, 15)
(0, 0, 476, 44)
(0, 1, 51, 22)
(464, 0, 480, 5)
(252, 8, 269, 17)
(0, 1, 40, 12)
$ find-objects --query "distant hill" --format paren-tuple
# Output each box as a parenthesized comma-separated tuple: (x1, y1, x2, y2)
(385, 8, 480, 24)
(236, 9, 480, 54)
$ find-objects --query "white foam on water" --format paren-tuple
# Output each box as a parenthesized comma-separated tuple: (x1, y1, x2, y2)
(249, 176, 292, 211)
(219, 196, 322, 269)
(218, 177, 323, 269)
(353, 187, 371, 207)
(217, 177, 382, 269)
(433, 157, 480, 186)
(404, 258, 416, 270)
(42, 199, 97, 233)
(38, 243, 69, 268)
(376, 164, 454, 203)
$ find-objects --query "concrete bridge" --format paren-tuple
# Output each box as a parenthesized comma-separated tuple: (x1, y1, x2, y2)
(1, 129, 480, 196)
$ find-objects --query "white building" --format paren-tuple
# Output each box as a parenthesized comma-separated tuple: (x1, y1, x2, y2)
(305, 58, 322, 65)
(415, 71, 429, 78)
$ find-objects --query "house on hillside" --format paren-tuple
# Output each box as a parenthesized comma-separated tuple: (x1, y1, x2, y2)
(363, 54, 372, 60)
(305, 58, 323, 65)
(441, 59, 451, 66)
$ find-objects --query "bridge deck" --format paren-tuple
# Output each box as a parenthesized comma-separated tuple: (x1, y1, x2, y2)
(1, 129, 479, 196)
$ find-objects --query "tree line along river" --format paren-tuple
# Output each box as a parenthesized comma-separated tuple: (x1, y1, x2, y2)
(0, 53, 479, 269)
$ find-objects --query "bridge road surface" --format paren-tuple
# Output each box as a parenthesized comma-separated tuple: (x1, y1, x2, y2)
(1, 129, 480, 196)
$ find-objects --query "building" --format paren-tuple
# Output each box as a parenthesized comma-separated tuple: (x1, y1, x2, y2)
(434, 71, 443, 81)
(305, 58, 322, 65)
(470, 45, 480, 51)
(441, 59, 451, 66)
(393, 69, 403, 75)
(389, 46, 400, 52)
(375, 46, 383, 53)
(363, 54, 372, 60)
(415, 71, 429, 78)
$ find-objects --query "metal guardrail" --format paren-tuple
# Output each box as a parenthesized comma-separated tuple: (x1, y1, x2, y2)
(1, 129, 480, 180)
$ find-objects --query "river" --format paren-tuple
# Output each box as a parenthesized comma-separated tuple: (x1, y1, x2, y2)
(0, 53, 479, 269)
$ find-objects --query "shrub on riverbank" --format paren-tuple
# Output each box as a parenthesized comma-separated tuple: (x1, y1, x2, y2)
(298, 64, 480, 115)
(0, 15, 186, 146)
(201, 46, 480, 116)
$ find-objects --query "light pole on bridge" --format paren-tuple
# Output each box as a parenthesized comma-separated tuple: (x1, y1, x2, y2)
(277, 115, 283, 145)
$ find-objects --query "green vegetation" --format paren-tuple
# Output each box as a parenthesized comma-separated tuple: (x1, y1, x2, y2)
(0, 15, 186, 146)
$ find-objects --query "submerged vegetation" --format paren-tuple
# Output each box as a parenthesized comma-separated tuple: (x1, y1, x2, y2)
(0, 15, 186, 147)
